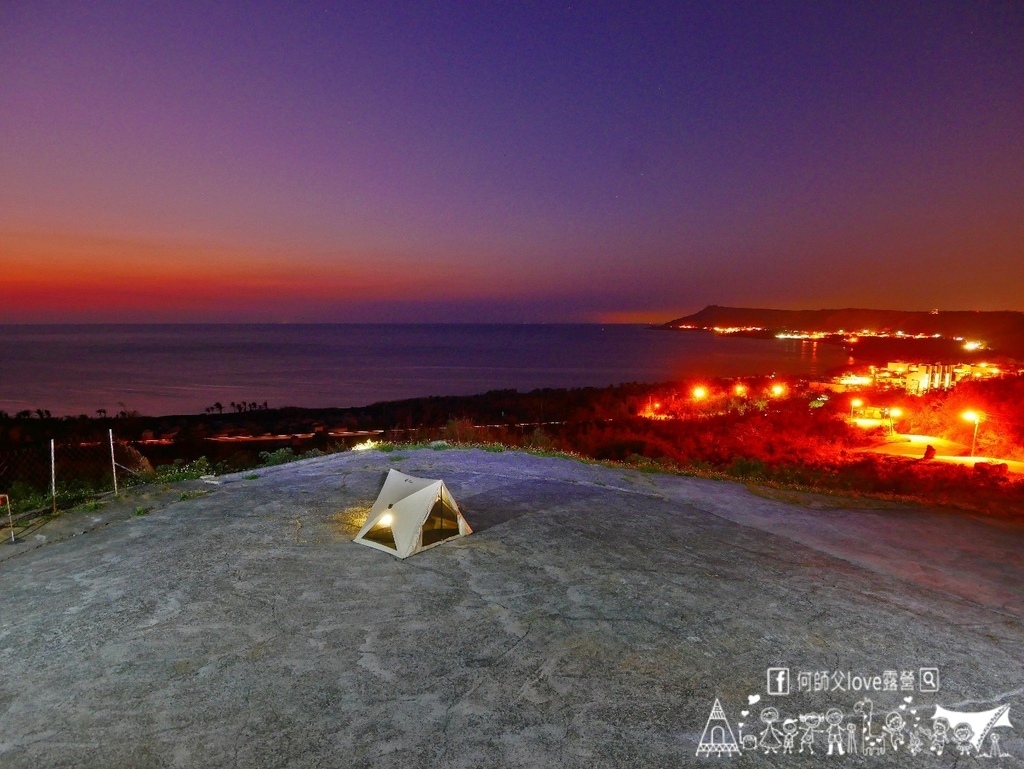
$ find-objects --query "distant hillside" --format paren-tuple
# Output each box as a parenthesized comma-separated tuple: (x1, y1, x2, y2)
(661, 305, 1024, 356)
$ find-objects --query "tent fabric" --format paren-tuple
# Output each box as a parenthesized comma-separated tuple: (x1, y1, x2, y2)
(353, 469, 472, 558)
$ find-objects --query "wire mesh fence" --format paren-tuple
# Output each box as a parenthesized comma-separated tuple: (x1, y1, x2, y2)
(0, 432, 153, 523)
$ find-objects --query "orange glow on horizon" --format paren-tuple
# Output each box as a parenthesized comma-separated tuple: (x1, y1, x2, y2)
(0, 229, 552, 320)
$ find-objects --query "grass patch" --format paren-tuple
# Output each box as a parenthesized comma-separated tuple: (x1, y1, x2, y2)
(389, 455, 408, 462)
(134, 506, 152, 516)
(179, 490, 209, 501)
(243, 472, 260, 480)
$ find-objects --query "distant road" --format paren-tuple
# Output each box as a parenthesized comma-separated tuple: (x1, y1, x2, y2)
(858, 431, 1024, 475)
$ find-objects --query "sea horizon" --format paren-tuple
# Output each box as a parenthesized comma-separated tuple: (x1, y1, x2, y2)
(0, 323, 850, 418)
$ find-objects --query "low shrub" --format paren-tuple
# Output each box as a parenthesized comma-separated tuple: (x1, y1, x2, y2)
(258, 448, 297, 466)
(154, 457, 213, 483)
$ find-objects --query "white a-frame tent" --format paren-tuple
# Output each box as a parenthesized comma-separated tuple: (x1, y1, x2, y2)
(354, 469, 472, 558)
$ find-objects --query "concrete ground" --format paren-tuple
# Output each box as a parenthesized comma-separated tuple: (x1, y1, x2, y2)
(1, 448, 1022, 768)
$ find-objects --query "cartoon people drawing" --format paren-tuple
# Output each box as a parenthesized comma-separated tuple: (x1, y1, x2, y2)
(759, 707, 784, 754)
(883, 711, 906, 752)
(953, 723, 974, 757)
(930, 718, 950, 755)
(781, 719, 798, 754)
(799, 712, 823, 755)
(825, 708, 845, 756)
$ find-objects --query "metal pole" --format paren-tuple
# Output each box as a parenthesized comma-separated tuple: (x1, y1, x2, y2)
(2, 494, 12, 543)
(971, 420, 979, 457)
(51, 439, 57, 514)
(109, 428, 119, 495)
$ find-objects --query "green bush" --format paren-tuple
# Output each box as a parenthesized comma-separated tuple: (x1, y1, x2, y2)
(155, 457, 213, 483)
(258, 448, 297, 466)
(6, 481, 51, 513)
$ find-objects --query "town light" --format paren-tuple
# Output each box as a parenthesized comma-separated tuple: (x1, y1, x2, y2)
(839, 375, 872, 386)
(734, 384, 747, 397)
(850, 398, 863, 419)
(692, 386, 708, 401)
(770, 384, 786, 397)
(962, 411, 981, 457)
(888, 407, 903, 435)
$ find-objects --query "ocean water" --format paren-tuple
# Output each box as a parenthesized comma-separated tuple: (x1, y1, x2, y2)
(0, 324, 850, 416)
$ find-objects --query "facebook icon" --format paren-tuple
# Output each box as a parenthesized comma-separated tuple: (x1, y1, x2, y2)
(767, 667, 790, 695)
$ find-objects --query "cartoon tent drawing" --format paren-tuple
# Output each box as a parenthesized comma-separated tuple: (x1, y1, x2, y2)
(354, 469, 472, 558)
(696, 698, 742, 756)
(932, 704, 1012, 752)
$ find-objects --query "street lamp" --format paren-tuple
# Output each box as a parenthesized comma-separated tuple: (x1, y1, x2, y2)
(962, 411, 980, 457)
(888, 407, 902, 436)
(692, 386, 708, 401)
(850, 398, 863, 419)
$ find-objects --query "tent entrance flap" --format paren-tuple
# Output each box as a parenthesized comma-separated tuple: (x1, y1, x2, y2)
(361, 519, 398, 551)
(422, 497, 461, 547)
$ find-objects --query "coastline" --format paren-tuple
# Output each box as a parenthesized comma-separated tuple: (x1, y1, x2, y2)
(0, 323, 848, 418)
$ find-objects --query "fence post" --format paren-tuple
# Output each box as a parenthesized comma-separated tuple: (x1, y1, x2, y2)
(2, 494, 12, 543)
(109, 429, 119, 495)
(50, 439, 57, 514)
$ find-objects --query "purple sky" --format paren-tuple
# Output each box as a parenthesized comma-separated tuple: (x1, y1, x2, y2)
(1, 1, 1022, 322)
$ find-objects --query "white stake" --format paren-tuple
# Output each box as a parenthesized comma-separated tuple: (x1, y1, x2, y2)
(109, 429, 119, 495)
(51, 439, 57, 515)
(2, 494, 12, 543)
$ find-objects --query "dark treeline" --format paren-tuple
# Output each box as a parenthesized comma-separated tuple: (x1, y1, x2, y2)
(3, 377, 1022, 516)
(0, 382, 661, 451)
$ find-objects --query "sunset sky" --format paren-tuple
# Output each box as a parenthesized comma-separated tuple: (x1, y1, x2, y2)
(2, 2, 1022, 323)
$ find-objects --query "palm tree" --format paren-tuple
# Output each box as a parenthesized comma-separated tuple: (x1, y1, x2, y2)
(214, 402, 224, 414)
(97, 409, 107, 419)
